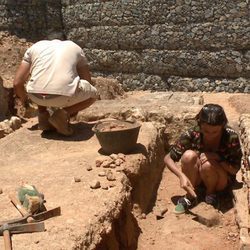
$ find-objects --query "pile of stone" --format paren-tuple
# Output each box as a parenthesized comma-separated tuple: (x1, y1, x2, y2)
(88, 153, 126, 190)
(0, 116, 22, 139)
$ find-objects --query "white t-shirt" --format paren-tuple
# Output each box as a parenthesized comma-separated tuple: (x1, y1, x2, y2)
(24, 40, 88, 96)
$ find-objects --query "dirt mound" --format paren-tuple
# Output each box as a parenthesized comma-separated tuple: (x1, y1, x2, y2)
(92, 77, 125, 100)
(0, 32, 32, 88)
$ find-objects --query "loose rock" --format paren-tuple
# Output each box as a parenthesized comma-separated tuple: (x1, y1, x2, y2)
(101, 159, 113, 168)
(74, 177, 81, 182)
(95, 155, 110, 167)
(90, 180, 101, 189)
(86, 166, 92, 171)
(106, 170, 116, 181)
(98, 171, 106, 177)
(9, 116, 22, 130)
(110, 163, 116, 168)
(101, 184, 109, 190)
(110, 154, 118, 160)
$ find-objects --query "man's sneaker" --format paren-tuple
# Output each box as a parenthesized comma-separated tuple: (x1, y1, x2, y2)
(205, 193, 218, 207)
(48, 109, 73, 136)
(174, 197, 193, 214)
(38, 111, 55, 131)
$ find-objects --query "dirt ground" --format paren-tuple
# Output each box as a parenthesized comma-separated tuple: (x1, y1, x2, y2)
(0, 32, 250, 249)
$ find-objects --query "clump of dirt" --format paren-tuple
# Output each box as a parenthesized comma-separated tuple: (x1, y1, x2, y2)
(99, 122, 127, 132)
(92, 76, 125, 100)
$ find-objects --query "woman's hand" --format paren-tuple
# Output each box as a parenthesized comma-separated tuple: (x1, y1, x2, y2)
(180, 174, 197, 198)
(199, 152, 220, 165)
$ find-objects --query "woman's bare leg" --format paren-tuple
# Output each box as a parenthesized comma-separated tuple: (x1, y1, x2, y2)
(200, 160, 228, 194)
(181, 150, 202, 199)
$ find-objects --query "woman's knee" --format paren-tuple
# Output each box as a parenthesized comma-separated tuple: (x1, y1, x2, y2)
(181, 150, 199, 165)
(199, 161, 217, 179)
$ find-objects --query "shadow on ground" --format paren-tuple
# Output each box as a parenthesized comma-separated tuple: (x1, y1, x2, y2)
(170, 181, 243, 215)
(28, 122, 95, 141)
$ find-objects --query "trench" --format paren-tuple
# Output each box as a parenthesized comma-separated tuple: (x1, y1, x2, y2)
(93, 123, 171, 249)
(94, 116, 250, 250)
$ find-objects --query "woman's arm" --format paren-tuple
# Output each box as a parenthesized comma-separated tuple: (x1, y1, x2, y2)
(219, 161, 238, 175)
(164, 154, 197, 198)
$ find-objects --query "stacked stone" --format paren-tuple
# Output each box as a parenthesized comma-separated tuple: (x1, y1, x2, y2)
(0, 0, 63, 40)
(239, 114, 250, 171)
(238, 114, 250, 248)
(63, 0, 250, 92)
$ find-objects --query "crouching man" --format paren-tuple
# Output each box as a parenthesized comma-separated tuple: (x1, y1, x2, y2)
(14, 39, 98, 136)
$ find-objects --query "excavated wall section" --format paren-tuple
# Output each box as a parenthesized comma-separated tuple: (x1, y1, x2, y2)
(237, 114, 250, 249)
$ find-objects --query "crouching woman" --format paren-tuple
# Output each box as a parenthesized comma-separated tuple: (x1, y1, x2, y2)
(164, 104, 242, 214)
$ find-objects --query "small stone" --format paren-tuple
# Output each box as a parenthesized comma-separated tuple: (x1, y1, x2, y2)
(160, 207, 168, 216)
(74, 177, 81, 182)
(109, 163, 116, 168)
(141, 213, 146, 219)
(153, 205, 168, 219)
(86, 166, 92, 171)
(9, 116, 22, 130)
(90, 180, 101, 189)
(117, 153, 126, 161)
(110, 154, 118, 160)
(109, 183, 116, 188)
(95, 160, 102, 167)
(0, 188, 3, 194)
(115, 158, 124, 166)
(101, 184, 109, 190)
(101, 159, 113, 168)
(95, 156, 109, 167)
(106, 171, 116, 181)
(34, 240, 40, 244)
(98, 171, 106, 177)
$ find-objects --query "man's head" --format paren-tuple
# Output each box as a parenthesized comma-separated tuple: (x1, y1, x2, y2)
(196, 103, 228, 127)
(46, 30, 66, 40)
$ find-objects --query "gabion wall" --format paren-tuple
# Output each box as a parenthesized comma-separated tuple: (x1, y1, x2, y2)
(0, 0, 63, 40)
(0, 0, 249, 92)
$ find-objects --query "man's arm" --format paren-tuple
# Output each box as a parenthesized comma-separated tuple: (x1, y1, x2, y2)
(76, 58, 92, 83)
(13, 61, 31, 103)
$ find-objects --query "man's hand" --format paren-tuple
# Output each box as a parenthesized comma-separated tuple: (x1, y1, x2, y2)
(13, 61, 30, 104)
(180, 174, 197, 198)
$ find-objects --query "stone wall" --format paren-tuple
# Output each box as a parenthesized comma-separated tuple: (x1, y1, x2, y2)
(0, 0, 249, 92)
(0, 0, 63, 40)
(62, 0, 250, 92)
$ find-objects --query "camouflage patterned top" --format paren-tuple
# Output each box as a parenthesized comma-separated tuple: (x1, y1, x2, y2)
(169, 125, 242, 172)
